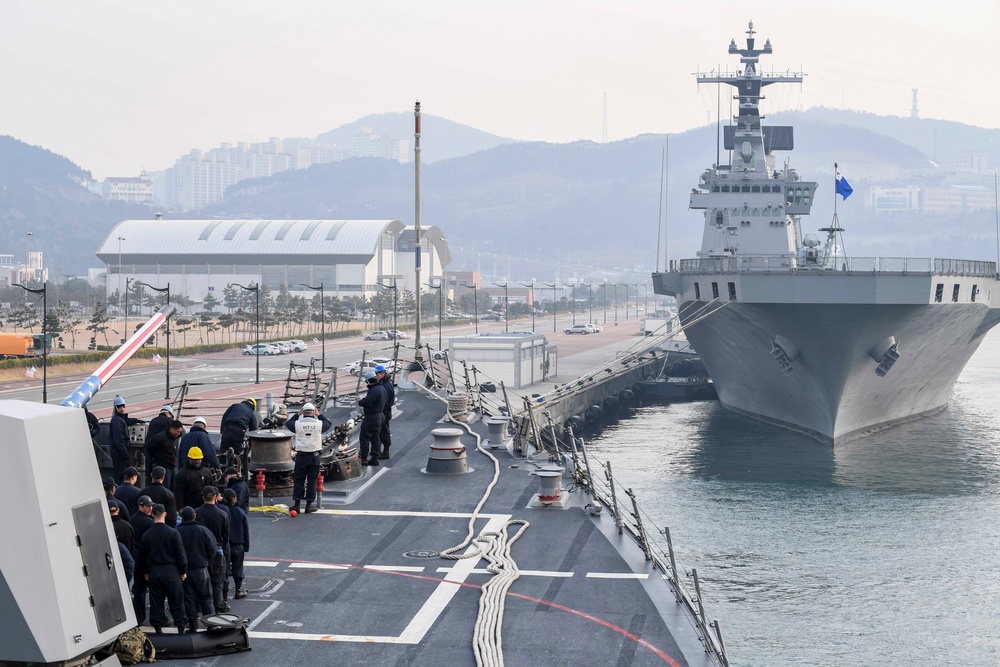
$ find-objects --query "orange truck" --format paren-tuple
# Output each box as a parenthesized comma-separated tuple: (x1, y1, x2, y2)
(0, 333, 36, 359)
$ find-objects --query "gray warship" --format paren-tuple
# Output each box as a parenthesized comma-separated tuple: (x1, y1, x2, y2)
(653, 22, 1000, 444)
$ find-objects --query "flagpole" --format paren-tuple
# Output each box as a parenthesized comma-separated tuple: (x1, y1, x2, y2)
(834, 161, 838, 218)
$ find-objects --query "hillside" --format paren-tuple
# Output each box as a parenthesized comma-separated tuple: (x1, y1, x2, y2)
(313, 112, 517, 163)
(0, 136, 150, 276)
(209, 118, 955, 278)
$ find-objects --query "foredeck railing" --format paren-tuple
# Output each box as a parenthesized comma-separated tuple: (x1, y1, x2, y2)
(674, 256, 996, 277)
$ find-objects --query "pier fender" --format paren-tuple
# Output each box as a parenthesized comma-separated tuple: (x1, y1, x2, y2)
(563, 415, 585, 436)
(584, 405, 603, 433)
(619, 389, 635, 411)
(603, 395, 620, 422)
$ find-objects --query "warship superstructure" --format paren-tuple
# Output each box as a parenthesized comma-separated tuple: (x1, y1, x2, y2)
(653, 22, 1000, 444)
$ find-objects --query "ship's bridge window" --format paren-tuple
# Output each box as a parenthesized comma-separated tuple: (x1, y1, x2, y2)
(752, 185, 761, 193)
(972, 284, 978, 302)
(711, 282, 720, 299)
(742, 186, 751, 193)
(728, 282, 737, 301)
(712, 185, 720, 192)
(722, 185, 731, 192)
(694, 283, 701, 300)
(952, 284, 961, 302)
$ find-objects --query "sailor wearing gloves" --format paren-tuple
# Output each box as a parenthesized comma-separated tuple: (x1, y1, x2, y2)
(286, 402, 332, 515)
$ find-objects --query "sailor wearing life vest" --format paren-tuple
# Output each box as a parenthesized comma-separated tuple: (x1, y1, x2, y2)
(286, 403, 332, 515)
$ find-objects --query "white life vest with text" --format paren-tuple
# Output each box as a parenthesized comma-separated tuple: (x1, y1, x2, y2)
(294, 416, 323, 453)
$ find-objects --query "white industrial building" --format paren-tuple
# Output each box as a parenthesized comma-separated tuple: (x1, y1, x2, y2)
(95, 219, 450, 307)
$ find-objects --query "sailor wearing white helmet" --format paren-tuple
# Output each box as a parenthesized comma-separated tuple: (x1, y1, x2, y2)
(286, 402, 332, 514)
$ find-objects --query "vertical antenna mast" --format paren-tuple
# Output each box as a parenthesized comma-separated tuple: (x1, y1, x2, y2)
(602, 92, 608, 143)
(414, 101, 422, 360)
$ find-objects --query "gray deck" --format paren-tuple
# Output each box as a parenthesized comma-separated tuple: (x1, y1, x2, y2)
(149, 336, 716, 666)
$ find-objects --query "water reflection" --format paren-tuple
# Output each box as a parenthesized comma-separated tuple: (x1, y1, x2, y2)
(594, 374, 1000, 496)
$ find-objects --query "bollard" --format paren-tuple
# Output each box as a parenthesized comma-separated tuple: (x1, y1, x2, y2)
(255, 468, 266, 507)
(422, 427, 472, 474)
(316, 468, 325, 510)
(528, 466, 568, 508)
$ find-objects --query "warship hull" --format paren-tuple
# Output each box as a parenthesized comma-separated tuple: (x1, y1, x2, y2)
(679, 298, 1000, 443)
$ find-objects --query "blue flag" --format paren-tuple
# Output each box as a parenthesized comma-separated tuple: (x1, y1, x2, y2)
(836, 175, 853, 200)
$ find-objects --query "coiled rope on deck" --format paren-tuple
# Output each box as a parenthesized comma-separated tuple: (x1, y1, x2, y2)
(413, 381, 530, 667)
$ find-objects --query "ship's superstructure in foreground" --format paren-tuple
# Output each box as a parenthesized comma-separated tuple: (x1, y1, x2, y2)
(653, 22, 1000, 444)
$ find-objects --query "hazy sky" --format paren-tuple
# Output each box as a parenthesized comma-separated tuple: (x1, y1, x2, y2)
(3, 0, 998, 179)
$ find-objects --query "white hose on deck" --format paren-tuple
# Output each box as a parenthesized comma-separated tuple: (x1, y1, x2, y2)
(414, 382, 529, 667)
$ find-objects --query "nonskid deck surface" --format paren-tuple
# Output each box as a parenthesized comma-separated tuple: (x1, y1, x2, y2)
(152, 392, 707, 667)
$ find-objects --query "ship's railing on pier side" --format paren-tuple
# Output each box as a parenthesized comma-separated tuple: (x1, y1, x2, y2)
(676, 256, 996, 277)
(540, 424, 730, 667)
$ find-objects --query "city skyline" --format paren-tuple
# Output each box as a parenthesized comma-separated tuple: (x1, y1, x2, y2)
(3, 0, 998, 180)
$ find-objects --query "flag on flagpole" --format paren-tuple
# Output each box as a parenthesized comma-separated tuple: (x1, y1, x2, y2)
(25, 366, 36, 378)
(152, 354, 162, 363)
(836, 167, 853, 200)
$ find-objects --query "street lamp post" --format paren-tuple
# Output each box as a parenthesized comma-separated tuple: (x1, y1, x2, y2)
(137, 281, 171, 398)
(644, 281, 649, 316)
(544, 282, 558, 332)
(300, 283, 325, 371)
(625, 284, 630, 320)
(608, 282, 618, 323)
(13, 282, 46, 403)
(233, 283, 260, 384)
(493, 281, 509, 333)
(602, 279, 608, 324)
(589, 283, 594, 324)
(116, 235, 125, 318)
(428, 280, 443, 350)
(566, 280, 577, 325)
(519, 280, 536, 332)
(382, 278, 399, 340)
(123, 277, 133, 344)
(460, 281, 478, 334)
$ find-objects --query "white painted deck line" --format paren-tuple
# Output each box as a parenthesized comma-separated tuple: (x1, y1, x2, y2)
(585, 572, 649, 579)
(288, 562, 349, 570)
(436, 567, 574, 578)
(247, 512, 512, 644)
(364, 565, 426, 572)
(244, 560, 280, 567)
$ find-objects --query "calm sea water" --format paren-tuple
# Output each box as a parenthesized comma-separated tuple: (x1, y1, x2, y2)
(587, 331, 1000, 666)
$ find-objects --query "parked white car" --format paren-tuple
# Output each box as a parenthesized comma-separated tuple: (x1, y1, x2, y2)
(344, 356, 403, 375)
(564, 324, 594, 335)
(288, 339, 309, 352)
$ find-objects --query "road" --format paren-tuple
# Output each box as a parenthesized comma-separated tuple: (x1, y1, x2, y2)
(0, 313, 646, 420)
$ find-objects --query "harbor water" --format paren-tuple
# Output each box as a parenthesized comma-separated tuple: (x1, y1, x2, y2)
(587, 332, 1000, 666)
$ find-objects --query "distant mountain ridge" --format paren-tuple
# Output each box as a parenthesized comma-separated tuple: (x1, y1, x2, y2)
(312, 112, 517, 163)
(2, 108, 997, 276)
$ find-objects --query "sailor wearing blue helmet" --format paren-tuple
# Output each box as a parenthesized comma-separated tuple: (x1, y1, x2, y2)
(357, 370, 386, 466)
(374, 364, 395, 459)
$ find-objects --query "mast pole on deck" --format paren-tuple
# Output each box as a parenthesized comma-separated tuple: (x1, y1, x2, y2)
(414, 101, 423, 361)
